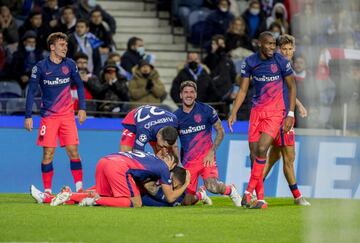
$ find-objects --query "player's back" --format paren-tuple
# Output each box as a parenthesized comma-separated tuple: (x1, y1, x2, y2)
(175, 102, 218, 165)
(29, 57, 77, 117)
(241, 52, 293, 112)
(104, 151, 172, 184)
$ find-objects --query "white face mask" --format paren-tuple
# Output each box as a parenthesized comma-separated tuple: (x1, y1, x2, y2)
(220, 7, 228, 12)
(88, 0, 96, 7)
(25, 45, 35, 52)
(115, 61, 121, 67)
(272, 32, 280, 39)
(250, 8, 260, 15)
(136, 46, 145, 56)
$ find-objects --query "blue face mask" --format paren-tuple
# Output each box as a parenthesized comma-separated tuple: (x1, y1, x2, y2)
(88, 0, 96, 7)
(136, 46, 145, 56)
(25, 45, 35, 52)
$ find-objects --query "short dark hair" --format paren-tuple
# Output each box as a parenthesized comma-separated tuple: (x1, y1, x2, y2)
(47, 32, 68, 49)
(76, 18, 89, 27)
(127, 36, 142, 50)
(171, 166, 186, 186)
(212, 34, 225, 43)
(90, 8, 102, 16)
(61, 5, 74, 15)
(159, 126, 178, 146)
(180, 80, 197, 92)
(74, 52, 89, 61)
(108, 52, 121, 60)
(259, 31, 275, 41)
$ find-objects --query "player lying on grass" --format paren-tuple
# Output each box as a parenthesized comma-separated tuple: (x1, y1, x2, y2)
(31, 151, 189, 207)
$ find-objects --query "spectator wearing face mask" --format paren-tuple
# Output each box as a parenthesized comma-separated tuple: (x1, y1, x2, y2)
(267, 22, 283, 40)
(241, 0, 266, 39)
(96, 61, 130, 115)
(128, 60, 166, 108)
(203, 0, 234, 46)
(170, 52, 213, 104)
(107, 52, 132, 81)
(266, 2, 289, 34)
(10, 30, 44, 89)
(121, 37, 154, 74)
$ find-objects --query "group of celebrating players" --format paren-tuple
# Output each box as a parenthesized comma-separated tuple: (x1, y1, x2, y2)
(27, 30, 310, 209)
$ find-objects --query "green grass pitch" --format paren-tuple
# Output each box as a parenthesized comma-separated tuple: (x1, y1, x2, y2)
(1, 194, 360, 243)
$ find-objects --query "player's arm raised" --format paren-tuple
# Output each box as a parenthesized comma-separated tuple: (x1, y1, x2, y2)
(284, 75, 297, 133)
(228, 77, 250, 133)
(204, 119, 224, 167)
(161, 170, 190, 203)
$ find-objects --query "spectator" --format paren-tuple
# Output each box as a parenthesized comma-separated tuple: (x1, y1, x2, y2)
(172, 0, 204, 27)
(97, 61, 129, 115)
(55, 5, 77, 35)
(0, 31, 12, 80)
(10, 30, 43, 89)
(107, 52, 132, 81)
(89, 8, 114, 62)
(0, 5, 19, 46)
(128, 60, 166, 107)
(268, 22, 283, 40)
(18, 10, 47, 51)
(293, 54, 315, 128)
(292, 2, 318, 46)
(203, 0, 234, 46)
(75, 0, 116, 34)
(68, 19, 102, 75)
(121, 37, 154, 74)
(170, 52, 213, 104)
(241, 0, 266, 39)
(203, 35, 236, 117)
(72, 52, 101, 111)
(225, 17, 253, 53)
(41, 0, 60, 33)
(265, 2, 289, 34)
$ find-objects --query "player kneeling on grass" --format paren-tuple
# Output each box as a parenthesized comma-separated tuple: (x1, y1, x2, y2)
(31, 151, 190, 207)
(174, 81, 242, 207)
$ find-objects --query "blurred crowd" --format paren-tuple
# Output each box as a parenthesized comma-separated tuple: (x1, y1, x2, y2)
(0, 0, 359, 132)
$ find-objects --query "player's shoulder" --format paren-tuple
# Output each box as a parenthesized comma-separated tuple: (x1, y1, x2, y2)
(273, 52, 288, 64)
(63, 57, 77, 67)
(174, 107, 182, 117)
(244, 52, 259, 65)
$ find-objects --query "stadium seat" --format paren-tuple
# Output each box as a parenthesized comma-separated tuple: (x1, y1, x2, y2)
(5, 98, 37, 115)
(0, 81, 22, 98)
(187, 9, 212, 45)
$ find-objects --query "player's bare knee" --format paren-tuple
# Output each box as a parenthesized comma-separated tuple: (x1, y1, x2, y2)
(131, 197, 142, 207)
(257, 144, 268, 157)
(43, 150, 54, 163)
(66, 147, 79, 159)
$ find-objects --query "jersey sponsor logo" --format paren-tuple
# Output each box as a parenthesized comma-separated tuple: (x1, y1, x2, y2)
(252, 75, 280, 82)
(271, 64, 278, 73)
(179, 125, 206, 135)
(194, 114, 202, 123)
(62, 65, 70, 75)
(144, 117, 174, 129)
(139, 134, 148, 143)
(43, 77, 71, 85)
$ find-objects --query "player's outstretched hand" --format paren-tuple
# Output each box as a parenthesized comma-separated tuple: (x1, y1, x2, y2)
(227, 114, 236, 133)
(203, 150, 215, 167)
(24, 118, 33, 131)
(283, 116, 294, 133)
(78, 110, 87, 125)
